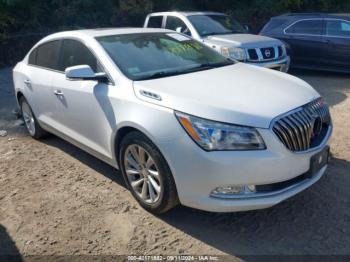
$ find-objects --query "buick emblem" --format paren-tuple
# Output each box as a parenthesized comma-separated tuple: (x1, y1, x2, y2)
(264, 49, 271, 57)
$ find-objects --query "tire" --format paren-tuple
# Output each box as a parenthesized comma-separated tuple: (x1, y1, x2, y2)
(19, 96, 47, 139)
(119, 131, 179, 214)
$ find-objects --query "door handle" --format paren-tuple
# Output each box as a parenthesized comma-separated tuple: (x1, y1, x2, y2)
(24, 79, 31, 87)
(53, 89, 64, 96)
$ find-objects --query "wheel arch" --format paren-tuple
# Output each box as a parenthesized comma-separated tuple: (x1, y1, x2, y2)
(16, 91, 25, 103)
(112, 123, 160, 168)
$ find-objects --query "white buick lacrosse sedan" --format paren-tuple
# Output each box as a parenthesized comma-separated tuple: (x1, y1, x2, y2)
(13, 28, 332, 213)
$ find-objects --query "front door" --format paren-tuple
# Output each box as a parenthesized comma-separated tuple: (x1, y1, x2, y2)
(51, 39, 115, 160)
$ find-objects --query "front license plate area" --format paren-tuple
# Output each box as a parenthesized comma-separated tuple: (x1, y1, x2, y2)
(308, 146, 330, 178)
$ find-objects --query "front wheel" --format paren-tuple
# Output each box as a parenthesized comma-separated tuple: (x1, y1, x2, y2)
(119, 131, 179, 214)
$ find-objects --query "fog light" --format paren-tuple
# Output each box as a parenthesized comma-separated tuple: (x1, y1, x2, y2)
(212, 185, 245, 195)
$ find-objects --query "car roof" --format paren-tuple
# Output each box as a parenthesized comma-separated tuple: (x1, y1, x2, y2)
(275, 12, 350, 20)
(44, 27, 173, 40)
(148, 11, 226, 17)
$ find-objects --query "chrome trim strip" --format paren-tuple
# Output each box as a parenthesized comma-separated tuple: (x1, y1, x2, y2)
(256, 48, 263, 61)
(283, 18, 350, 39)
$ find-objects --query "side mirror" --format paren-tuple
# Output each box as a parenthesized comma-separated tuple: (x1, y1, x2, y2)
(65, 65, 108, 82)
(175, 27, 183, 33)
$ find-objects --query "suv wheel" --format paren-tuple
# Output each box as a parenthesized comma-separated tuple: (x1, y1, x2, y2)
(119, 131, 178, 214)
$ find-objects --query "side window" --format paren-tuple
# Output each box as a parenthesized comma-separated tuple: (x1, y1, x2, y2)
(326, 20, 350, 37)
(165, 16, 191, 36)
(28, 48, 37, 65)
(285, 19, 323, 35)
(35, 40, 61, 70)
(60, 39, 99, 72)
(147, 16, 163, 28)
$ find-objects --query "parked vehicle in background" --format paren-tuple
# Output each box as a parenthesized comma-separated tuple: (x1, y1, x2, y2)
(13, 28, 331, 214)
(260, 13, 350, 73)
(144, 12, 290, 72)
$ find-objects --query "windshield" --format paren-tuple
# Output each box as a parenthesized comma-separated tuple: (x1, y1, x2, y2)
(96, 32, 234, 81)
(188, 15, 247, 37)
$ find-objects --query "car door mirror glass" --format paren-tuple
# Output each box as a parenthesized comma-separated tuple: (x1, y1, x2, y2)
(65, 65, 108, 82)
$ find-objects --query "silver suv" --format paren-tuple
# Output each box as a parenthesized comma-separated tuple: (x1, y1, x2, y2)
(144, 11, 290, 72)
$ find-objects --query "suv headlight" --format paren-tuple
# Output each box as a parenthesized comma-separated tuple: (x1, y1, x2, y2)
(221, 47, 246, 61)
(175, 112, 266, 151)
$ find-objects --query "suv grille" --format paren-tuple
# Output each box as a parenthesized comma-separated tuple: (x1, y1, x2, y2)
(248, 49, 259, 60)
(261, 47, 275, 59)
(272, 98, 331, 152)
(247, 46, 284, 62)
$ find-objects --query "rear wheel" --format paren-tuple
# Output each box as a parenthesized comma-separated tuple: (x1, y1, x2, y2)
(20, 97, 47, 139)
(119, 131, 178, 214)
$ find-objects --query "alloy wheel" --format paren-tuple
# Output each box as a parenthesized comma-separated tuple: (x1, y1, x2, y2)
(22, 101, 36, 136)
(124, 144, 162, 204)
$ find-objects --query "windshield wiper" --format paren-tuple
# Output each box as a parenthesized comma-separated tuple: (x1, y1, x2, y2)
(138, 61, 234, 81)
(184, 61, 234, 72)
(138, 70, 183, 81)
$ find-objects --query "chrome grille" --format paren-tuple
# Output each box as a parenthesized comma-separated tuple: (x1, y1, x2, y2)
(247, 45, 283, 62)
(273, 98, 331, 152)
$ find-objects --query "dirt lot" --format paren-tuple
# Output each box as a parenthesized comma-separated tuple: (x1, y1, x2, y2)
(0, 67, 349, 260)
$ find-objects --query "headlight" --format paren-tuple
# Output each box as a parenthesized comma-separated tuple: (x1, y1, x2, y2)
(221, 47, 246, 61)
(175, 112, 266, 151)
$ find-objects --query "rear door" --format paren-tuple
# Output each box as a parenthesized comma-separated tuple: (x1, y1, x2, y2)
(51, 39, 114, 160)
(25, 40, 62, 128)
(322, 19, 350, 70)
(284, 19, 325, 67)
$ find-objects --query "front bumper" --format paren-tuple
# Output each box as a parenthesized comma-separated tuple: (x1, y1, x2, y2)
(247, 56, 291, 73)
(157, 124, 332, 213)
(195, 166, 327, 212)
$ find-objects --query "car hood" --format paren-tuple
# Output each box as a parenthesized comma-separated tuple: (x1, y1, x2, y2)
(133, 63, 319, 128)
(203, 33, 282, 48)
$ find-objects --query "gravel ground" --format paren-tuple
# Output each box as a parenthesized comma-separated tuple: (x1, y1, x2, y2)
(0, 67, 349, 261)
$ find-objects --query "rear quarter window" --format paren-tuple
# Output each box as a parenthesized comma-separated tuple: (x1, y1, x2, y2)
(28, 48, 37, 65)
(285, 19, 323, 35)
